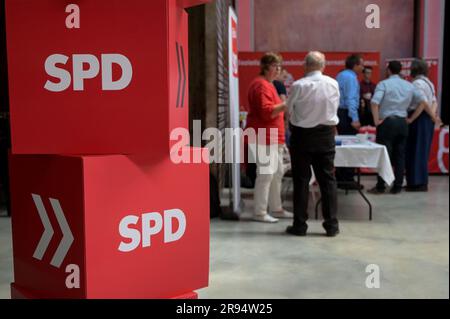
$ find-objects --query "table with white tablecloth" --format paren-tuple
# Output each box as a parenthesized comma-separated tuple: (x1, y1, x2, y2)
(316, 136, 395, 221)
(334, 136, 394, 186)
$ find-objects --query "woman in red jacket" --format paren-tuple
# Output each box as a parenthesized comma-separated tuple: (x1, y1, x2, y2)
(246, 52, 292, 223)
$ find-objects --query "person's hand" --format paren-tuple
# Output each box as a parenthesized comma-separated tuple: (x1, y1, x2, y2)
(375, 119, 384, 127)
(278, 102, 287, 112)
(363, 93, 372, 100)
(406, 118, 413, 125)
(433, 116, 443, 126)
(351, 121, 361, 130)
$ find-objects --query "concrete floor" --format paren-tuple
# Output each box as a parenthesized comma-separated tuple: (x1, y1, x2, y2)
(0, 176, 448, 299)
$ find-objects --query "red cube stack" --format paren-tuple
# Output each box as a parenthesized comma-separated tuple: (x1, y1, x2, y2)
(5, 0, 210, 299)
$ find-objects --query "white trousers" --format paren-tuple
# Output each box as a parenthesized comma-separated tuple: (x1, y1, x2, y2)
(250, 144, 285, 217)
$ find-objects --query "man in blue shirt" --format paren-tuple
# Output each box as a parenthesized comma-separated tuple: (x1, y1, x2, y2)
(369, 60, 427, 194)
(335, 54, 365, 189)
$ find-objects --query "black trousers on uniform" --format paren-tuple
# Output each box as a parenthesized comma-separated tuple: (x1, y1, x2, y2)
(289, 124, 339, 232)
(376, 116, 409, 190)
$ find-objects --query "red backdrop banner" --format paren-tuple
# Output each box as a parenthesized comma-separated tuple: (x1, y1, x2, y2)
(428, 127, 449, 174)
(238, 52, 381, 111)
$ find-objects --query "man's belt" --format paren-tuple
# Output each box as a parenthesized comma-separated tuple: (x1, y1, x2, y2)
(384, 115, 406, 120)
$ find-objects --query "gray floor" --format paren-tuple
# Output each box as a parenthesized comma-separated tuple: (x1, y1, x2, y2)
(1, 176, 449, 299)
(0, 211, 13, 300)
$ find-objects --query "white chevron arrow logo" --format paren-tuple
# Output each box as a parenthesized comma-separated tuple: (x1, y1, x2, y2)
(31, 194, 74, 268)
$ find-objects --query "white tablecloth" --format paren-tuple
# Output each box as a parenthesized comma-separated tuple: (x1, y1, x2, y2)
(335, 136, 395, 186)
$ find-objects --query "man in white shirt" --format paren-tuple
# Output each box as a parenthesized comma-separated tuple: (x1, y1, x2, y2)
(286, 51, 340, 237)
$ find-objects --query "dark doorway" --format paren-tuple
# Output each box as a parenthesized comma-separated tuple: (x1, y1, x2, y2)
(0, 0, 11, 216)
(442, 2, 449, 124)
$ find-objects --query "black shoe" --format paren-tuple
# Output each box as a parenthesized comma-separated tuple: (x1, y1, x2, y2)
(390, 187, 402, 195)
(405, 185, 428, 192)
(286, 226, 307, 237)
(367, 187, 385, 195)
(326, 229, 340, 237)
(219, 209, 240, 221)
(323, 220, 339, 237)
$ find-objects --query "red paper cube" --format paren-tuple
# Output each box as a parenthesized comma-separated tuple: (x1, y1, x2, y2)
(9, 149, 210, 298)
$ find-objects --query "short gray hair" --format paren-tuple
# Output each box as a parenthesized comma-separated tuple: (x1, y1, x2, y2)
(410, 58, 429, 78)
(305, 51, 326, 69)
